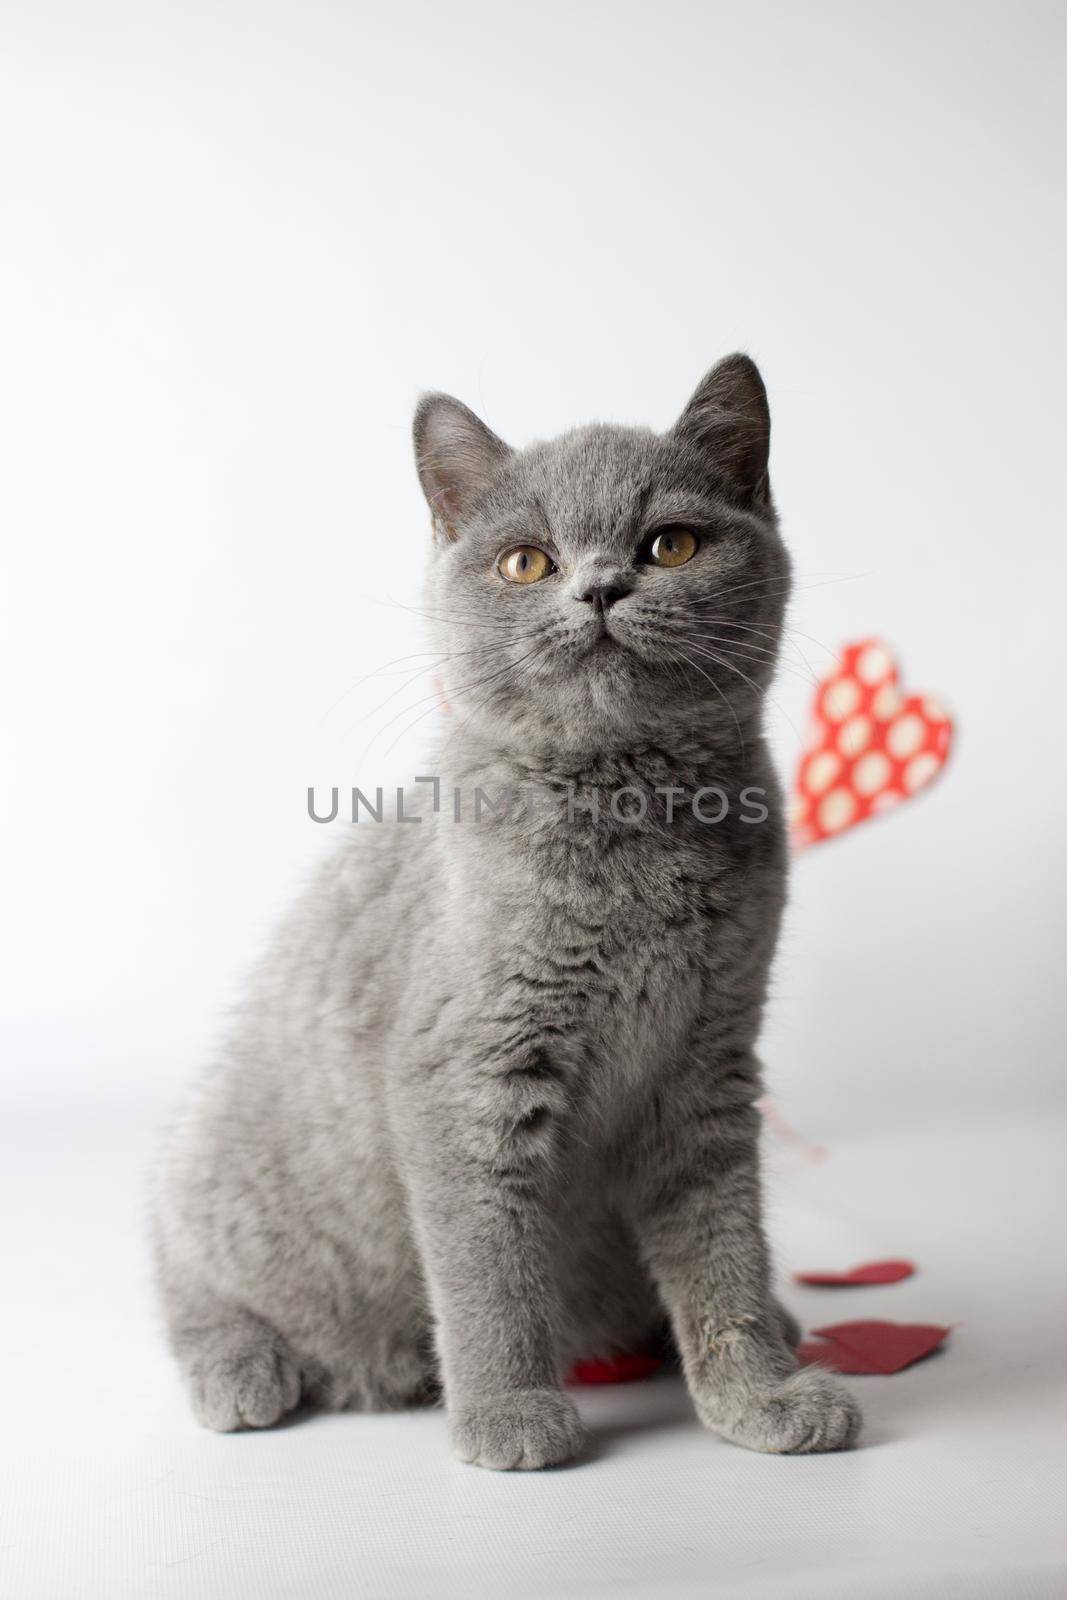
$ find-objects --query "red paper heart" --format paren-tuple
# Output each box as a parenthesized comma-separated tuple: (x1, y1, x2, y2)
(568, 1352, 665, 1385)
(794, 1258, 915, 1287)
(792, 640, 953, 848)
(798, 1319, 950, 1374)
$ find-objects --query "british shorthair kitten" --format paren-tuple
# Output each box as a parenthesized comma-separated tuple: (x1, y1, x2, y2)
(154, 356, 861, 1468)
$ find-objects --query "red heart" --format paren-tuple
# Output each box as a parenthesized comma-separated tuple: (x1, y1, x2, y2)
(798, 1319, 950, 1374)
(794, 1258, 915, 1287)
(568, 1352, 665, 1385)
(792, 639, 953, 848)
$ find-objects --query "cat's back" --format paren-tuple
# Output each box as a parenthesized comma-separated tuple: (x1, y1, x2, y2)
(171, 817, 434, 1152)
(259, 819, 432, 1027)
(156, 817, 434, 1252)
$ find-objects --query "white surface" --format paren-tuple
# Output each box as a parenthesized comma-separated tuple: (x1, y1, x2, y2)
(4, 1103, 1064, 1598)
(2, 1, 1067, 1136)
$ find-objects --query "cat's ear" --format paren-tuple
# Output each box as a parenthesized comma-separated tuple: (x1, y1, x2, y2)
(672, 354, 771, 506)
(413, 393, 512, 540)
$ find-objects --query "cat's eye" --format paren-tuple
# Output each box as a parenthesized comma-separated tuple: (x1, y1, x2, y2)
(499, 545, 555, 584)
(643, 527, 698, 568)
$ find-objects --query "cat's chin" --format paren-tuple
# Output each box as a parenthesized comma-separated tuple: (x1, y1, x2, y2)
(465, 677, 721, 761)
(445, 638, 750, 758)
(580, 632, 625, 658)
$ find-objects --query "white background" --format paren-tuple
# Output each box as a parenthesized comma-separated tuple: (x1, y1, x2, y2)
(3, 7, 1066, 1598)
(2, 0, 1065, 1133)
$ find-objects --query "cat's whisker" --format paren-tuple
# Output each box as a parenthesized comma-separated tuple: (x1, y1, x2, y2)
(701, 570, 868, 607)
(710, 630, 816, 681)
(694, 613, 842, 685)
(682, 613, 842, 676)
(676, 637, 771, 698)
(318, 648, 467, 726)
(342, 636, 530, 743)
(673, 633, 820, 689)
(356, 659, 461, 728)
(398, 643, 545, 762)
(678, 638, 809, 750)
(678, 616, 795, 659)
(379, 638, 546, 759)
(375, 595, 529, 635)
(444, 643, 549, 754)
(660, 640, 746, 761)
(344, 639, 530, 765)
(654, 640, 692, 705)
(623, 599, 810, 684)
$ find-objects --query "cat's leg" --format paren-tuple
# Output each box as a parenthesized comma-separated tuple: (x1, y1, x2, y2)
(632, 1067, 861, 1455)
(398, 1053, 585, 1471)
(163, 1281, 303, 1432)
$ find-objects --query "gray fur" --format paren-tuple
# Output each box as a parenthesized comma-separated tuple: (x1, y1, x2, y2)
(154, 355, 861, 1467)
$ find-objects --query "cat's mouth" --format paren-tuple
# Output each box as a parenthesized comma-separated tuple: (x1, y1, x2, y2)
(583, 630, 624, 657)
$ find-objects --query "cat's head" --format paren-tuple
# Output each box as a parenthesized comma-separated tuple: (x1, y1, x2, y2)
(413, 355, 790, 759)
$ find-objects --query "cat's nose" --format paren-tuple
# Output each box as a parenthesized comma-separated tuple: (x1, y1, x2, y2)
(573, 574, 633, 612)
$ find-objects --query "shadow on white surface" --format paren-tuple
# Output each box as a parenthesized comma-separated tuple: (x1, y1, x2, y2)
(2, 1102, 1065, 1598)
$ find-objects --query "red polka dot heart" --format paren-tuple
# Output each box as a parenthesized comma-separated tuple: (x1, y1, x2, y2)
(792, 639, 953, 849)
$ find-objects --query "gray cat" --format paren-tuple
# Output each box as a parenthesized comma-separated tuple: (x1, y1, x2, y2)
(154, 355, 861, 1468)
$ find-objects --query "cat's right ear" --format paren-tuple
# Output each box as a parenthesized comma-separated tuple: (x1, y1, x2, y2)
(413, 394, 512, 541)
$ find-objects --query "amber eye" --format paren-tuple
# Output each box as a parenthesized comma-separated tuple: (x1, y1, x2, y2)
(645, 527, 698, 567)
(499, 545, 555, 584)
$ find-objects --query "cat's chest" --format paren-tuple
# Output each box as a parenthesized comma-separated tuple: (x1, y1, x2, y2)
(450, 814, 735, 1047)
(528, 825, 720, 945)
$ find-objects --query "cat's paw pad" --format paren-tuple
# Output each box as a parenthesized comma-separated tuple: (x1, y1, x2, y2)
(451, 1388, 585, 1470)
(190, 1341, 302, 1432)
(709, 1366, 862, 1454)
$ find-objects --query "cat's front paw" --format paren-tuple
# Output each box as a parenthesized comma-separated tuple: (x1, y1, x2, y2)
(451, 1387, 585, 1471)
(702, 1366, 862, 1455)
(189, 1340, 302, 1432)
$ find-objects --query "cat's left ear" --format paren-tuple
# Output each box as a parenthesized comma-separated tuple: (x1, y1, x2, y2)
(672, 354, 771, 506)
(413, 393, 512, 541)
